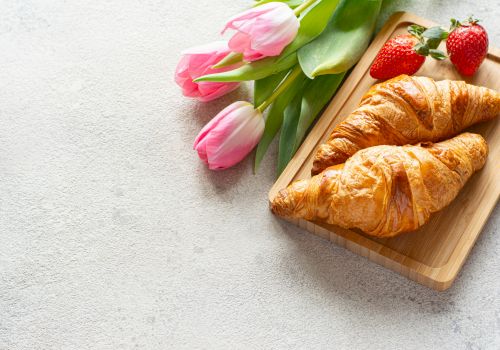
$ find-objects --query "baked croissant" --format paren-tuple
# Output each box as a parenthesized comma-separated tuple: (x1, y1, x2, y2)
(272, 133, 488, 238)
(312, 75, 499, 175)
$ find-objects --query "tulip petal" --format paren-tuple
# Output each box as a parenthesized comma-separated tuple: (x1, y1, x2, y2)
(194, 136, 209, 164)
(194, 101, 264, 170)
(175, 41, 242, 102)
(197, 82, 239, 102)
(193, 101, 248, 148)
(206, 107, 264, 169)
(222, 3, 278, 34)
(223, 2, 299, 61)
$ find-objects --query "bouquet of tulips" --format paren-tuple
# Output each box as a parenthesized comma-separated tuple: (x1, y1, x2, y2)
(175, 0, 383, 174)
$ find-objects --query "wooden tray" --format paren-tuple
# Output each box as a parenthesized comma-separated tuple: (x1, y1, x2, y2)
(268, 12, 500, 291)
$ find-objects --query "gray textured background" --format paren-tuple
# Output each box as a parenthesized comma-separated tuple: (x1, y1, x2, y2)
(0, 0, 499, 349)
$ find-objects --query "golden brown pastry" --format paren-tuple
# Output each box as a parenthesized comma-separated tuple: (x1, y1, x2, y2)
(272, 133, 488, 238)
(312, 75, 499, 175)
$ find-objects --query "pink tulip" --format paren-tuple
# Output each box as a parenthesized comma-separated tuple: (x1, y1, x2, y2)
(175, 41, 240, 102)
(222, 2, 300, 61)
(194, 101, 264, 170)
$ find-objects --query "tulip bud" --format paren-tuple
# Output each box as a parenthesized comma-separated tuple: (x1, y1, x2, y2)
(175, 41, 241, 102)
(194, 101, 265, 170)
(222, 2, 300, 61)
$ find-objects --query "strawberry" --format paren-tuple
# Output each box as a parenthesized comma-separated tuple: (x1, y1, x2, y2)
(370, 25, 447, 80)
(446, 17, 489, 76)
(370, 34, 425, 80)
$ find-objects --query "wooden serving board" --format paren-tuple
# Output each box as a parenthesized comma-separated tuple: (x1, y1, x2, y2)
(268, 12, 500, 291)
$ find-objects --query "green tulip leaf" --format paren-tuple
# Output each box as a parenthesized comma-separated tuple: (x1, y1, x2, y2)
(277, 86, 304, 175)
(212, 52, 244, 69)
(253, 70, 289, 107)
(279, 0, 341, 59)
(276, 72, 346, 175)
(294, 72, 345, 149)
(194, 53, 297, 83)
(254, 69, 306, 172)
(298, 0, 382, 78)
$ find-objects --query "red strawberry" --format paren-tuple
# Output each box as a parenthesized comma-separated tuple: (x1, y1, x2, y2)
(446, 18, 488, 76)
(370, 34, 426, 80)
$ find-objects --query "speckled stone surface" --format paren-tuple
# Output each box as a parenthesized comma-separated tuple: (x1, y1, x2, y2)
(0, 1, 499, 349)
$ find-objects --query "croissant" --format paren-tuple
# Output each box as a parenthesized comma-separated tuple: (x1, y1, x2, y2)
(312, 75, 499, 175)
(272, 133, 488, 238)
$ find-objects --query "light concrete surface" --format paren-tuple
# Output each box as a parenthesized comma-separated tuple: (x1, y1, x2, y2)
(0, 0, 499, 349)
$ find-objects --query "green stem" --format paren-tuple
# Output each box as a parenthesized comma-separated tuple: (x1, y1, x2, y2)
(293, 0, 317, 16)
(257, 65, 302, 113)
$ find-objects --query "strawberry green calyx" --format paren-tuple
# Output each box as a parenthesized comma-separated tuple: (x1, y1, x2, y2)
(406, 24, 448, 60)
(466, 15, 480, 24)
(421, 26, 448, 60)
(450, 16, 481, 31)
(427, 49, 447, 60)
(450, 18, 461, 31)
(408, 24, 425, 38)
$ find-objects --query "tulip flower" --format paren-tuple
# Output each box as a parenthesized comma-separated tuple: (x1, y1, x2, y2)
(222, 2, 300, 61)
(174, 41, 241, 102)
(194, 101, 264, 170)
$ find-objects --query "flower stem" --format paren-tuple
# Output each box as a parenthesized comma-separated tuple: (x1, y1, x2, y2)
(257, 65, 303, 113)
(294, 0, 317, 16)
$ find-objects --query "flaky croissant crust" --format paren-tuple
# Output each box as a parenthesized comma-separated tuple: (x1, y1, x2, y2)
(312, 75, 499, 175)
(272, 133, 488, 238)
